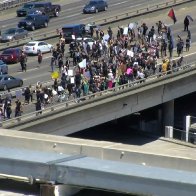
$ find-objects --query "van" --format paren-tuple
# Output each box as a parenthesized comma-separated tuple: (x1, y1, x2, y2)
(62, 24, 85, 43)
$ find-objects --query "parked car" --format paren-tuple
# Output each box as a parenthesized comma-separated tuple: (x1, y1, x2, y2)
(0, 75, 23, 91)
(0, 28, 28, 42)
(16, 2, 61, 17)
(0, 60, 8, 75)
(23, 41, 53, 55)
(18, 14, 49, 31)
(83, 0, 108, 14)
(0, 48, 22, 64)
(16, 2, 36, 17)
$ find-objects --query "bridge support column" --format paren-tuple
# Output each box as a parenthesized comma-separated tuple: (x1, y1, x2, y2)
(185, 115, 191, 142)
(40, 184, 81, 196)
(162, 100, 174, 132)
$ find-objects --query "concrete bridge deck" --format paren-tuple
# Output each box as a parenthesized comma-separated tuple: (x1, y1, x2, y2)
(2, 61, 196, 136)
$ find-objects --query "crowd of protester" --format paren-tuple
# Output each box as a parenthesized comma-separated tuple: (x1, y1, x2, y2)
(0, 17, 192, 120)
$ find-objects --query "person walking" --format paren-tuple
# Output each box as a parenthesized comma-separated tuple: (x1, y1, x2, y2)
(186, 36, 191, 52)
(184, 16, 189, 31)
(15, 100, 22, 117)
(168, 39, 174, 58)
(50, 56, 55, 72)
(20, 51, 27, 72)
(6, 102, 12, 119)
(35, 99, 42, 116)
(37, 50, 43, 66)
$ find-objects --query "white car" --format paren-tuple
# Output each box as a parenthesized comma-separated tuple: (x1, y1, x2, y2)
(76, 37, 95, 49)
(23, 41, 53, 55)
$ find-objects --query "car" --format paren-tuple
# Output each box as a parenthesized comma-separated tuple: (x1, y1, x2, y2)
(76, 37, 95, 49)
(16, 2, 61, 17)
(23, 41, 53, 55)
(29, 2, 61, 17)
(0, 28, 28, 42)
(18, 14, 49, 31)
(62, 24, 85, 43)
(83, 0, 108, 14)
(0, 60, 8, 75)
(0, 75, 23, 91)
(0, 48, 22, 64)
(16, 3, 36, 17)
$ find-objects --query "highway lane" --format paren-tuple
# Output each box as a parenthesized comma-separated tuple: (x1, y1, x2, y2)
(0, 0, 172, 34)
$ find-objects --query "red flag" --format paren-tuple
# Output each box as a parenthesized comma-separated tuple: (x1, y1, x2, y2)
(168, 8, 177, 24)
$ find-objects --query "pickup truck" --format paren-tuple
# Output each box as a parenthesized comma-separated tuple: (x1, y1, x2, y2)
(18, 14, 50, 31)
(16, 2, 61, 17)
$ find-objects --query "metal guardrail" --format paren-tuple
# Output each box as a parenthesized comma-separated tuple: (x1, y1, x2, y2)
(2, 61, 196, 128)
(0, 0, 40, 11)
(0, 0, 193, 51)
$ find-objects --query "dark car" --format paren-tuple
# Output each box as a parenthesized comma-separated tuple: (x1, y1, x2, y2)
(62, 24, 85, 43)
(30, 2, 61, 17)
(16, 2, 35, 17)
(0, 75, 23, 91)
(0, 48, 22, 64)
(18, 14, 49, 31)
(0, 28, 28, 42)
(16, 2, 61, 17)
(0, 60, 8, 75)
(83, 0, 108, 14)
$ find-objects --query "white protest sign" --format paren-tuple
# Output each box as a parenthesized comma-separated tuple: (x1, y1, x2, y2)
(127, 50, 134, 57)
(123, 27, 128, 35)
(103, 34, 110, 41)
(79, 59, 87, 68)
(68, 69, 73, 76)
(129, 23, 136, 29)
(70, 77, 75, 84)
(72, 34, 76, 40)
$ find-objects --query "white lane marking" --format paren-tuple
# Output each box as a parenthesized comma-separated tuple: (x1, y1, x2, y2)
(66, 13, 81, 18)
(80, 16, 94, 21)
(110, 1, 128, 7)
(129, 3, 143, 8)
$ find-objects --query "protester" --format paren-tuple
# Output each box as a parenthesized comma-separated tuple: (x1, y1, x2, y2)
(184, 16, 189, 31)
(37, 49, 43, 66)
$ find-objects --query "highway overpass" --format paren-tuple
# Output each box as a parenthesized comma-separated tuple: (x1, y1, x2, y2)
(2, 62, 196, 135)
(1, 129, 196, 196)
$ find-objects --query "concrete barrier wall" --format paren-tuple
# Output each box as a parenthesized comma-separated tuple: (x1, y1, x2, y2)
(0, 129, 196, 173)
